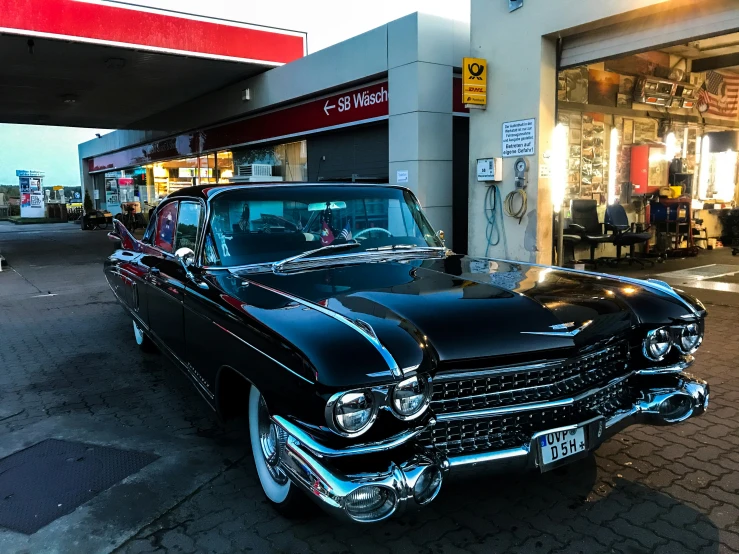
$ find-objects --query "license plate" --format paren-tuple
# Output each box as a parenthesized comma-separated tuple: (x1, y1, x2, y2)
(539, 427, 587, 466)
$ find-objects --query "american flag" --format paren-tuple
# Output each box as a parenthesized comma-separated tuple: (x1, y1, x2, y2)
(339, 221, 352, 240)
(698, 70, 739, 118)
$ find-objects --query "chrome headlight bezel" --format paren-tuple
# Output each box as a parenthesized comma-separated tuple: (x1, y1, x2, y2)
(325, 390, 378, 437)
(642, 327, 672, 361)
(390, 375, 431, 421)
(673, 321, 704, 354)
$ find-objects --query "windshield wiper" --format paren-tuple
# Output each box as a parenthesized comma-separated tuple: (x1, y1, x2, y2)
(272, 241, 361, 273)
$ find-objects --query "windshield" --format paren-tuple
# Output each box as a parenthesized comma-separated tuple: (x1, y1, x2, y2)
(203, 185, 442, 267)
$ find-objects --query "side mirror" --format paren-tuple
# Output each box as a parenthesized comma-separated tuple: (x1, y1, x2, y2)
(174, 247, 195, 266)
(435, 229, 445, 245)
(173, 247, 208, 290)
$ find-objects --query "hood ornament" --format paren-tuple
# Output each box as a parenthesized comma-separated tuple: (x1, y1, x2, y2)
(521, 320, 593, 337)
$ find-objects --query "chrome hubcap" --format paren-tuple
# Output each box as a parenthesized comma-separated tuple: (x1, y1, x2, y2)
(257, 396, 287, 484)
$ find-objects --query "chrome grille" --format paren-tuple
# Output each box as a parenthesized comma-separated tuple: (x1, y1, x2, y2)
(432, 341, 629, 414)
(418, 376, 634, 455)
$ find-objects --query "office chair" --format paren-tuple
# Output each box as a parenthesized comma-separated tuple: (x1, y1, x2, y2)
(567, 199, 614, 267)
(605, 203, 653, 268)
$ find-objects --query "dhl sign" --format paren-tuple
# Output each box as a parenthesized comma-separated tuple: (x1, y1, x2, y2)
(463, 57, 487, 107)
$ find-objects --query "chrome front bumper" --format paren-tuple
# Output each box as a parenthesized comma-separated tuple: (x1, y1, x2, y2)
(272, 372, 709, 522)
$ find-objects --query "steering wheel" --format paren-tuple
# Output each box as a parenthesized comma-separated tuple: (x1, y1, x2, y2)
(353, 227, 393, 239)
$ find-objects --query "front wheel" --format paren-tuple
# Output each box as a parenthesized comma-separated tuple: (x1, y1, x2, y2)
(248, 386, 304, 516)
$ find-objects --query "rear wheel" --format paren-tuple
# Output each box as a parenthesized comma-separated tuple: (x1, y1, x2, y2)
(132, 320, 156, 352)
(248, 386, 304, 515)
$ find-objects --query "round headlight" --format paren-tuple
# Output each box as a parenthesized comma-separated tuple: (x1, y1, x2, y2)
(331, 391, 375, 435)
(677, 322, 703, 354)
(391, 375, 430, 419)
(643, 327, 672, 361)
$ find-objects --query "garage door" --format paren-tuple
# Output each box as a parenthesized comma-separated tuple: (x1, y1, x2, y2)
(560, 2, 739, 68)
(307, 122, 388, 182)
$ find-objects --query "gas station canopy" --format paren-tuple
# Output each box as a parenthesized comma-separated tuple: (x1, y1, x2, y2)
(0, 0, 306, 128)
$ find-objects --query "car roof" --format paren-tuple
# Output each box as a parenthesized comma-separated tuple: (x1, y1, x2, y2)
(166, 182, 405, 200)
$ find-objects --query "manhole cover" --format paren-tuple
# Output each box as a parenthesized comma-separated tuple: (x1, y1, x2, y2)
(0, 439, 158, 535)
(657, 264, 739, 281)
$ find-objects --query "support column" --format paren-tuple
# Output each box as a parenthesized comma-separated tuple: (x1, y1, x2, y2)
(467, 21, 557, 264)
(387, 14, 455, 248)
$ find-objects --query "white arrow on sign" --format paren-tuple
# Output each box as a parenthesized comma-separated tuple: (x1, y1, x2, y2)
(323, 100, 336, 115)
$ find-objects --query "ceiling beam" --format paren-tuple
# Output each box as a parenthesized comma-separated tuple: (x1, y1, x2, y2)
(692, 53, 739, 73)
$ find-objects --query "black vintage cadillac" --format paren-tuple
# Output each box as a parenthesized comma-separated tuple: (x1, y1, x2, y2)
(105, 183, 708, 523)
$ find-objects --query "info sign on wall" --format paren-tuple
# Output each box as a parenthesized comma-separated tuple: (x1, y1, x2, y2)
(502, 118, 536, 157)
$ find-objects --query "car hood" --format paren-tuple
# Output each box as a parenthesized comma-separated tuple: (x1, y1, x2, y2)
(221, 255, 702, 383)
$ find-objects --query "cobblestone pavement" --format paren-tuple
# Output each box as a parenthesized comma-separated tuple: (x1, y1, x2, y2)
(1, 223, 737, 553)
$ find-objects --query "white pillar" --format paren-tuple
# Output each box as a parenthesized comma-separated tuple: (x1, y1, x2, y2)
(387, 14, 456, 248)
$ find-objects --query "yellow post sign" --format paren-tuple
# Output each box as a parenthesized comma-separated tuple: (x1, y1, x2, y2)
(463, 57, 487, 106)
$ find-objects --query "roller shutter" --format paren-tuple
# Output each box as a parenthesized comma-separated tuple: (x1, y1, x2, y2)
(560, 3, 739, 69)
(307, 122, 388, 182)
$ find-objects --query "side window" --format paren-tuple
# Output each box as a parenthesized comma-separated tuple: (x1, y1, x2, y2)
(154, 202, 179, 253)
(142, 213, 157, 244)
(175, 202, 202, 252)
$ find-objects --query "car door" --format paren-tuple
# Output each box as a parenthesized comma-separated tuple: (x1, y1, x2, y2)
(142, 200, 189, 362)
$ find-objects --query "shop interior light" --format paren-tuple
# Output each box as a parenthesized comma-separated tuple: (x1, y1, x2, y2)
(715, 149, 737, 201)
(551, 124, 568, 214)
(682, 128, 688, 159)
(698, 136, 710, 199)
(608, 127, 619, 205)
(665, 132, 677, 160)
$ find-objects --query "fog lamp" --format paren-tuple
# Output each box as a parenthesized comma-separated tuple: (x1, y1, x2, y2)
(413, 466, 443, 505)
(344, 486, 396, 522)
(658, 394, 694, 423)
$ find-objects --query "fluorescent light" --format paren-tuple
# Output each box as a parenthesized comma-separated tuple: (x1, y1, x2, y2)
(551, 124, 568, 214)
(665, 132, 677, 160)
(608, 127, 619, 205)
(715, 149, 737, 201)
(699, 136, 710, 199)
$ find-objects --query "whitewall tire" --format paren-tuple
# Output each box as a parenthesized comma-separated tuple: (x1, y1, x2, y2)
(248, 386, 302, 513)
(132, 320, 156, 352)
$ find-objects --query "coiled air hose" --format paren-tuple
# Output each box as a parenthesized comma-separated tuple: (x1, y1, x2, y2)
(503, 188, 527, 223)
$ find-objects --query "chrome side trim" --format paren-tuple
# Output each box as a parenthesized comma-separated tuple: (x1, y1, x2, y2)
(242, 279, 402, 378)
(446, 447, 529, 469)
(635, 356, 693, 375)
(273, 415, 433, 458)
(213, 322, 313, 384)
(435, 372, 633, 422)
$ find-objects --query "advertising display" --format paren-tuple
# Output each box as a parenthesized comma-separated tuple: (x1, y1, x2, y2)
(17, 170, 45, 218)
(105, 178, 120, 215)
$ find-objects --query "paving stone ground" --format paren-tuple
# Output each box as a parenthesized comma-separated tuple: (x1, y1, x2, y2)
(0, 222, 736, 553)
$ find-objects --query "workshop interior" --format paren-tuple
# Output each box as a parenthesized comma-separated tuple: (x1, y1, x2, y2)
(482, 33, 739, 268)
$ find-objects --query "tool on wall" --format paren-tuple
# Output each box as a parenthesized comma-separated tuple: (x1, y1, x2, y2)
(480, 156, 530, 257)
(504, 157, 528, 223)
